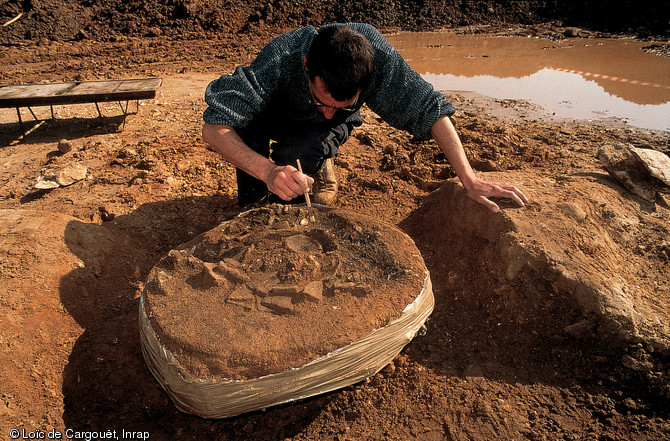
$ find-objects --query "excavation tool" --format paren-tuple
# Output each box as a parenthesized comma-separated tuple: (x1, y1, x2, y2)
(296, 159, 316, 222)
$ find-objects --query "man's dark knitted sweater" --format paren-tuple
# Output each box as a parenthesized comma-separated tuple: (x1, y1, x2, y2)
(203, 23, 455, 141)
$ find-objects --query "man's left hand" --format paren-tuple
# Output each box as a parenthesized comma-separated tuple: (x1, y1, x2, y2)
(464, 178, 529, 213)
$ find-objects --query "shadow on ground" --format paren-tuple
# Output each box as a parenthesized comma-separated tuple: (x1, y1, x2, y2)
(1, 115, 127, 147)
(59, 195, 338, 440)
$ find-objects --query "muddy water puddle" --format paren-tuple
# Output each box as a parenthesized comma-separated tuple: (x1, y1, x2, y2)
(387, 32, 670, 131)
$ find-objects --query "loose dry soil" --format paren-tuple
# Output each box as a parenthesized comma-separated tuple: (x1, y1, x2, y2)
(1, 2, 669, 440)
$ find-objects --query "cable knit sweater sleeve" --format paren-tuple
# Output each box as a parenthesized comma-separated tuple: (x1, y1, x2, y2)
(203, 27, 313, 128)
(203, 60, 275, 127)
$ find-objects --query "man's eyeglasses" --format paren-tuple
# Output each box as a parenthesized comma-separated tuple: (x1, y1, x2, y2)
(309, 89, 359, 113)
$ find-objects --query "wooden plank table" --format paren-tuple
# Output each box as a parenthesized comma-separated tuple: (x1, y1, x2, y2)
(0, 78, 162, 133)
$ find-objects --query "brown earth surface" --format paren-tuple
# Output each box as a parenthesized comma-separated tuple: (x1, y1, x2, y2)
(1, 4, 670, 441)
(1, 0, 668, 44)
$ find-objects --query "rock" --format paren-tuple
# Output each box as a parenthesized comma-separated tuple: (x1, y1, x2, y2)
(621, 353, 654, 371)
(34, 162, 87, 189)
(474, 399, 494, 418)
(272, 220, 291, 230)
(330, 281, 355, 295)
(246, 275, 273, 297)
(269, 285, 301, 299)
(598, 144, 656, 201)
(352, 283, 372, 297)
(138, 155, 158, 170)
(150, 271, 171, 297)
(284, 234, 322, 253)
(261, 296, 294, 315)
(302, 281, 323, 302)
(226, 285, 255, 311)
(116, 147, 138, 160)
(57, 139, 73, 153)
(214, 259, 249, 283)
(34, 176, 60, 190)
(629, 146, 670, 187)
(622, 398, 639, 410)
(74, 29, 89, 40)
(504, 242, 527, 281)
(563, 27, 581, 38)
(563, 319, 594, 338)
(55, 162, 87, 186)
(324, 281, 372, 297)
(176, 160, 191, 172)
(558, 203, 587, 223)
(98, 206, 115, 222)
(197, 262, 228, 288)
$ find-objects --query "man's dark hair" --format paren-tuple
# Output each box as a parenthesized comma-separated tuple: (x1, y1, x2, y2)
(306, 26, 374, 101)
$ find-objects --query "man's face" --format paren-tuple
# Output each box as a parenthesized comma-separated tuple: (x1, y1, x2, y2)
(307, 76, 359, 120)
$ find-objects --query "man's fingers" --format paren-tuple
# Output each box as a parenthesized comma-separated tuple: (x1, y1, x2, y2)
(276, 175, 303, 198)
(498, 187, 526, 207)
(270, 178, 294, 200)
(490, 182, 528, 207)
(304, 175, 315, 191)
(500, 183, 529, 205)
(267, 165, 313, 200)
(516, 186, 530, 204)
(475, 195, 500, 213)
(466, 180, 529, 212)
(291, 167, 315, 193)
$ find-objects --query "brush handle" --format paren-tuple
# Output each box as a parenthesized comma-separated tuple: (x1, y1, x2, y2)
(296, 160, 316, 222)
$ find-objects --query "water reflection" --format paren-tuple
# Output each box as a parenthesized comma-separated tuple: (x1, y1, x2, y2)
(424, 69, 670, 130)
(387, 32, 670, 131)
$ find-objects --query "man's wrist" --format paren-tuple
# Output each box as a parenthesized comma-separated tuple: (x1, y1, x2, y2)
(259, 162, 279, 185)
(456, 169, 478, 190)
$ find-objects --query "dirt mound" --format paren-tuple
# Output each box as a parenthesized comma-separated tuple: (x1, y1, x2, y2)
(402, 172, 670, 403)
(144, 205, 427, 380)
(1, 0, 667, 44)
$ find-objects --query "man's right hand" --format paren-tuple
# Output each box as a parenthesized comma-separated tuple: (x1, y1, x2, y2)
(265, 165, 315, 201)
(202, 123, 315, 202)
